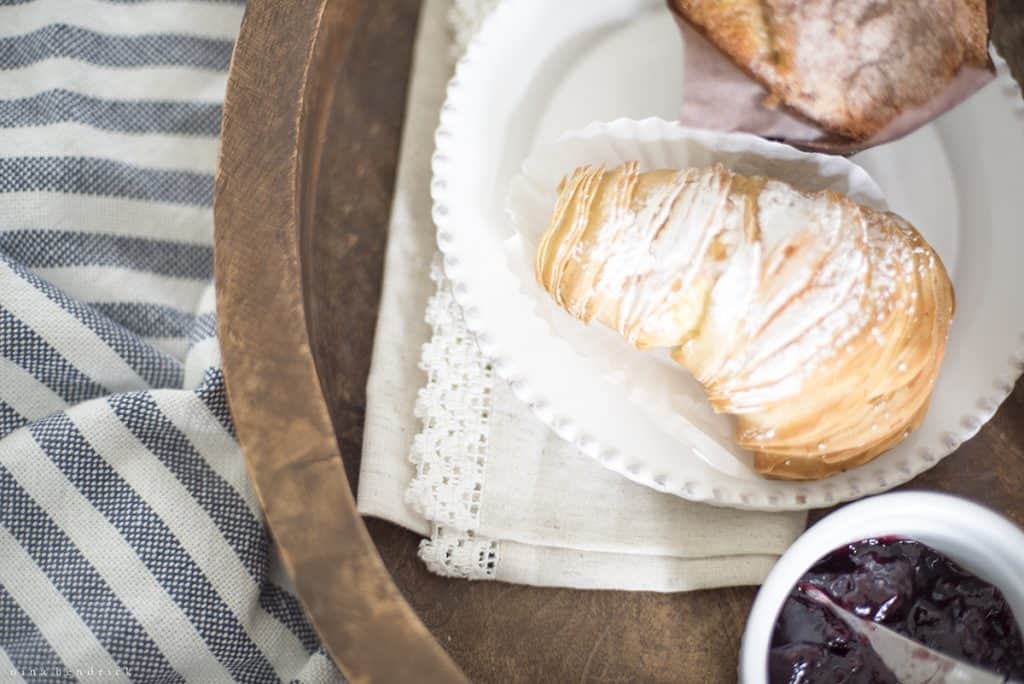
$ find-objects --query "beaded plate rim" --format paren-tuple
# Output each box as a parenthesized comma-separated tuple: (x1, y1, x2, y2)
(430, 0, 1024, 511)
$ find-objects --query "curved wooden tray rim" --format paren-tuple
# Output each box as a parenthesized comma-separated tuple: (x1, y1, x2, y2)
(213, 1, 466, 681)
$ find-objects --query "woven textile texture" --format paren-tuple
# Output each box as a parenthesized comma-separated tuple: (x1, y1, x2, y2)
(0, 2, 340, 682)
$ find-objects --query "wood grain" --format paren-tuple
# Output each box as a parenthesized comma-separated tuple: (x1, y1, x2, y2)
(219, 0, 1024, 681)
(215, 1, 465, 681)
(993, 0, 1024, 88)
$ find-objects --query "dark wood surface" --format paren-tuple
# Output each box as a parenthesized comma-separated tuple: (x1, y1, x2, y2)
(220, 0, 1024, 682)
(994, 0, 1024, 89)
(215, 1, 466, 681)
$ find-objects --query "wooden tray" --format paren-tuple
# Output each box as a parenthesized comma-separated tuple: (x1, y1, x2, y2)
(214, 1, 1024, 681)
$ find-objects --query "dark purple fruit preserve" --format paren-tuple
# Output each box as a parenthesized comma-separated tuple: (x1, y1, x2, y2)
(769, 537, 1024, 683)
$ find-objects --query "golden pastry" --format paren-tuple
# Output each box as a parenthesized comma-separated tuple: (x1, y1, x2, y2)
(536, 162, 954, 480)
(669, 0, 990, 140)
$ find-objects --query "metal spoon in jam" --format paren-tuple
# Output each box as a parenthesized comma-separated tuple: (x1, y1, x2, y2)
(769, 538, 1024, 684)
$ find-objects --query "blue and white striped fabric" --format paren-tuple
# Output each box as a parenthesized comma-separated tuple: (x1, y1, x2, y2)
(0, 1, 341, 681)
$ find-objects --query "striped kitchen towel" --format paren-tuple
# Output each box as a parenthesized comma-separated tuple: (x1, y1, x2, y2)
(0, 1, 341, 682)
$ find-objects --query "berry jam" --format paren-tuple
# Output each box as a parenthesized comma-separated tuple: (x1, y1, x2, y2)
(769, 538, 1024, 683)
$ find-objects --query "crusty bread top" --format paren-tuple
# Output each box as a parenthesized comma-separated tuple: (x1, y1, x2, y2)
(671, 0, 990, 140)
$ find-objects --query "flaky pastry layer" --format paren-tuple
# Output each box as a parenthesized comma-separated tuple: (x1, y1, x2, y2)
(536, 162, 954, 480)
(669, 0, 990, 140)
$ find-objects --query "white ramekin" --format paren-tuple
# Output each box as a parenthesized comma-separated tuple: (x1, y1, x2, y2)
(739, 491, 1024, 683)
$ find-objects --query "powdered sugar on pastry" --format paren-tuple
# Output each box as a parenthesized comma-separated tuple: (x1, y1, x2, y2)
(669, 0, 991, 141)
(535, 162, 955, 480)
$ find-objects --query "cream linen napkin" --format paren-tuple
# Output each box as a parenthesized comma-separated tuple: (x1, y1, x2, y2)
(358, 0, 807, 591)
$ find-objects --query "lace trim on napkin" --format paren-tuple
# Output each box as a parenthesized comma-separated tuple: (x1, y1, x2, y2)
(419, 526, 499, 579)
(406, 0, 502, 581)
(408, 258, 501, 579)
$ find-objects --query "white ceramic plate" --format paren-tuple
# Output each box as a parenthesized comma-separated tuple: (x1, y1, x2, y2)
(432, 0, 1024, 510)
